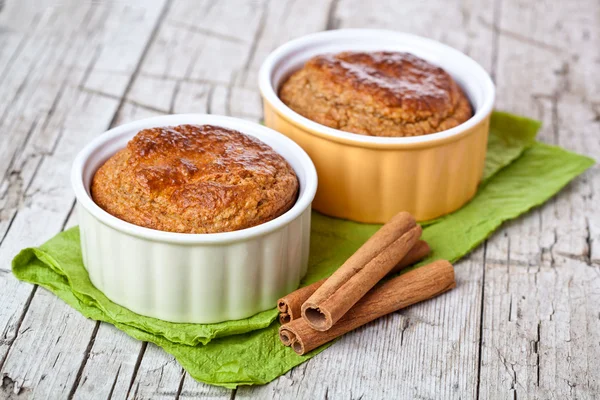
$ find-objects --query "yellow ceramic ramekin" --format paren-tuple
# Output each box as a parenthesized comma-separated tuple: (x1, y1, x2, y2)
(258, 29, 495, 223)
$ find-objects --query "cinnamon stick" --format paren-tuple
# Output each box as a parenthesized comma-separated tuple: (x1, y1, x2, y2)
(280, 260, 456, 355)
(278, 240, 430, 323)
(302, 212, 421, 331)
(279, 313, 291, 325)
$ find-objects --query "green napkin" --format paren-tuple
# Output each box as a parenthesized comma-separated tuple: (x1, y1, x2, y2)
(12, 112, 594, 388)
(483, 111, 540, 181)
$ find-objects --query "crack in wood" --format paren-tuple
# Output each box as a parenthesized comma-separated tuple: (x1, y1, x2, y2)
(126, 100, 170, 116)
(229, 387, 237, 400)
(78, 45, 103, 91)
(592, 102, 600, 122)
(548, 228, 558, 270)
(169, 81, 181, 114)
(399, 317, 410, 346)
(325, 0, 340, 30)
(81, 87, 172, 115)
(126, 341, 148, 398)
(489, 0, 503, 82)
(52, 353, 61, 369)
(138, 72, 234, 87)
(174, 368, 186, 400)
(236, 0, 267, 86)
(60, 200, 77, 232)
(0, 11, 42, 88)
(0, 285, 37, 371)
(585, 218, 593, 266)
(206, 86, 215, 115)
(107, 0, 173, 129)
(67, 321, 100, 400)
(0, 36, 49, 125)
(0, 212, 17, 248)
(106, 364, 121, 400)
(548, 62, 572, 146)
(166, 19, 247, 44)
(225, 84, 232, 116)
(478, 15, 565, 55)
(475, 241, 488, 400)
(0, 116, 40, 187)
(495, 347, 521, 393)
(131, 380, 140, 400)
(535, 322, 540, 387)
(506, 236, 511, 293)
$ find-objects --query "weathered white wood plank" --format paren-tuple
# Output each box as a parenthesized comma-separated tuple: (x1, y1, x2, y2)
(235, 0, 337, 89)
(126, 343, 231, 400)
(479, 0, 600, 398)
(0, 0, 90, 243)
(331, 0, 496, 74)
(0, 1, 95, 183)
(123, 0, 267, 120)
(0, 91, 118, 397)
(0, 1, 169, 398)
(0, 288, 98, 398)
(73, 325, 144, 400)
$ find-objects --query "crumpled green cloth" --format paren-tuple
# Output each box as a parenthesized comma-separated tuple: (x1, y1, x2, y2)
(12, 112, 594, 388)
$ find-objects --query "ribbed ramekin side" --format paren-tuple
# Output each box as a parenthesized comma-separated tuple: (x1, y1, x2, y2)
(265, 101, 491, 223)
(78, 202, 311, 323)
(78, 204, 94, 284)
(278, 209, 311, 307)
(224, 237, 267, 320)
(80, 206, 163, 318)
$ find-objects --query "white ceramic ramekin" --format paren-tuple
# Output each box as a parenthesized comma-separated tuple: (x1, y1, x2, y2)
(71, 114, 317, 323)
(259, 29, 495, 223)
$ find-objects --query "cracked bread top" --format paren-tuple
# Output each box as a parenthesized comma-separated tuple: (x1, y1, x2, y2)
(279, 51, 473, 137)
(91, 124, 299, 234)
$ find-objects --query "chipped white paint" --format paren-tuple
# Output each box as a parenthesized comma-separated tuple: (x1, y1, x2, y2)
(0, 0, 599, 399)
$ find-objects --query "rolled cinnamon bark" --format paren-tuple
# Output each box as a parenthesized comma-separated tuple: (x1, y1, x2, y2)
(302, 212, 421, 331)
(279, 313, 291, 325)
(280, 260, 456, 355)
(278, 240, 430, 324)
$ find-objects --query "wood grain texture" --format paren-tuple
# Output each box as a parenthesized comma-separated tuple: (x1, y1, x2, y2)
(478, 0, 600, 398)
(127, 343, 230, 400)
(0, 0, 598, 398)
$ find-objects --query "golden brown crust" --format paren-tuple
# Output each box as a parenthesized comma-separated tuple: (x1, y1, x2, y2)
(279, 51, 473, 137)
(91, 124, 299, 234)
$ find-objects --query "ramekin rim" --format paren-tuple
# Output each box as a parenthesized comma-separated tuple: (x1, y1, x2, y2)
(258, 29, 496, 147)
(71, 114, 318, 244)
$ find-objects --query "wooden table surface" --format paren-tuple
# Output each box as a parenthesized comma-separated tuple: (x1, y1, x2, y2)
(0, 0, 598, 399)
